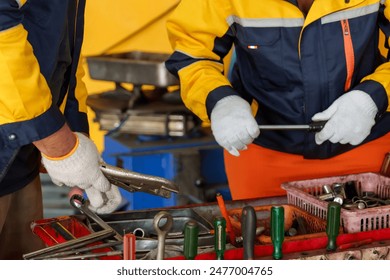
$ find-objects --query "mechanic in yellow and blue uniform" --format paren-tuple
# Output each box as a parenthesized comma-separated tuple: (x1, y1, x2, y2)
(0, 0, 121, 259)
(166, 0, 390, 200)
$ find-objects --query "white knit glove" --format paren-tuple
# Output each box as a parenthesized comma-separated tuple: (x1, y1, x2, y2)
(211, 95, 260, 156)
(42, 132, 122, 214)
(312, 90, 378, 145)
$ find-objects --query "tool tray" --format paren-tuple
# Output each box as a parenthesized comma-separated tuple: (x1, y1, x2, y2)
(281, 172, 390, 233)
(31, 215, 94, 245)
(30, 208, 215, 259)
(30, 215, 121, 260)
(227, 204, 337, 244)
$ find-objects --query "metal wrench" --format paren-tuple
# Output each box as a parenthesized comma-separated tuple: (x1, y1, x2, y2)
(363, 196, 390, 205)
(153, 211, 173, 260)
(70, 194, 123, 241)
(258, 121, 327, 132)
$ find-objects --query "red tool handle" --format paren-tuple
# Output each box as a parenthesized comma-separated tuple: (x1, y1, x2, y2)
(123, 233, 136, 260)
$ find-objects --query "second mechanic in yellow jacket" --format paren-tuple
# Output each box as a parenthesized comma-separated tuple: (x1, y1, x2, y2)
(165, 0, 390, 199)
(0, 0, 121, 259)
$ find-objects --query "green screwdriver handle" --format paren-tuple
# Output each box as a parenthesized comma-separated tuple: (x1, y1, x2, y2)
(213, 216, 226, 260)
(183, 221, 199, 260)
(271, 206, 285, 260)
(326, 202, 341, 251)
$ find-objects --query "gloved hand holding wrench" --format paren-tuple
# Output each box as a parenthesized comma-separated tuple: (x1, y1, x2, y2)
(211, 91, 377, 157)
(211, 96, 327, 157)
(312, 90, 378, 145)
(69, 194, 123, 242)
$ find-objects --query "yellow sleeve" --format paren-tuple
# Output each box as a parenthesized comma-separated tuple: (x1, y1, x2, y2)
(0, 24, 52, 125)
(361, 0, 390, 112)
(74, 54, 89, 114)
(166, 0, 235, 122)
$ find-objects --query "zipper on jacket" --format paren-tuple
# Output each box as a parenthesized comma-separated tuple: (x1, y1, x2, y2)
(341, 19, 355, 92)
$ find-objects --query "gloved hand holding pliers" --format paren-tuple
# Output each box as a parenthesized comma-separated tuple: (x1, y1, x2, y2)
(39, 129, 122, 214)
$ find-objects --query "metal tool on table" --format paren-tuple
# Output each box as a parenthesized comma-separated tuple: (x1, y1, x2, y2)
(326, 202, 341, 251)
(44, 250, 123, 260)
(70, 194, 123, 241)
(92, 208, 213, 256)
(213, 216, 227, 260)
(23, 228, 116, 260)
(183, 221, 199, 260)
(153, 211, 173, 260)
(271, 206, 285, 260)
(258, 121, 326, 132)
(362, 196, 390, 206)
(33, 240, 123, 260)
(241, 206, 257, 260)
(100, 161, 180, 198)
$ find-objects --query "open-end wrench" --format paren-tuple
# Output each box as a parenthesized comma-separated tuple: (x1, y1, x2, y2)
(70, 194, 123, 242)
(153, 211, 173, 260)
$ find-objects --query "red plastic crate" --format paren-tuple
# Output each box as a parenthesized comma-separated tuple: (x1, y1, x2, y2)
(31, 215, 121, 260)
(281, 172, 390, 233)
(167, 227, 390, 260)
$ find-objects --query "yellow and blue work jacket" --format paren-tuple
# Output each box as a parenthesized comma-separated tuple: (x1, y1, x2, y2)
(165, 0, 390, 159)
(0, 0, 88, 194)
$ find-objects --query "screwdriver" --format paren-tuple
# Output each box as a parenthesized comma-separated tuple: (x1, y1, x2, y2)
(258, 121, 327, 132)
(213, 216, 226, 260)
(241, 206, 257, 260)
(271, 206, 285, 260)
(326, 202, 341, 251)
(216, 193, 236, 245)
(183, 221, 199, 260)
(123, 233, 136, 260)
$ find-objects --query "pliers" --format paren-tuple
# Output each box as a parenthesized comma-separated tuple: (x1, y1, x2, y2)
(100, 161, 180, 198)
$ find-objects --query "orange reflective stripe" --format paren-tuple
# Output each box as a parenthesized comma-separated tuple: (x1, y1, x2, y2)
(341, 19, 355, 92)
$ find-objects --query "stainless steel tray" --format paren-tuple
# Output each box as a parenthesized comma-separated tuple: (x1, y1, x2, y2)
(86, 51, 179, 87)
(95, 208, 212, 237)
(90, 208, 215, 253)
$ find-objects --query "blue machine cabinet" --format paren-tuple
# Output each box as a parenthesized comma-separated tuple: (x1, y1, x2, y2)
(102, 134, 229, 210)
